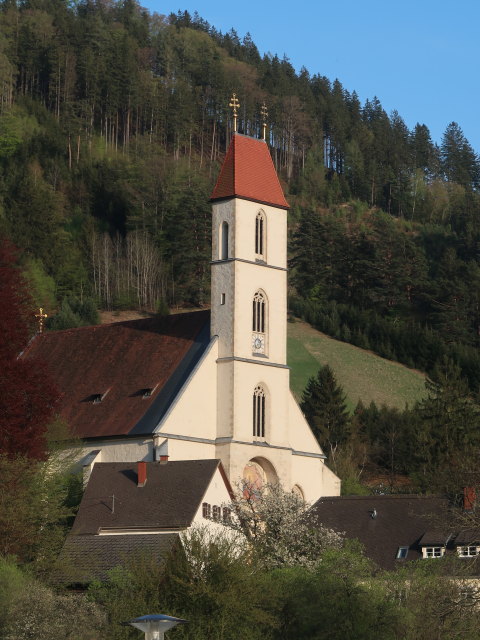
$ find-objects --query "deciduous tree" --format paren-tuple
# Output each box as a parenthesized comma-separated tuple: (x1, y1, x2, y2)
(0, 238, 58, 459)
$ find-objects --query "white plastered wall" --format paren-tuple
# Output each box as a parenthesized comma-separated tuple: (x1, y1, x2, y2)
(233, 260, 287, 364)
(191, 465, 233, 535)
(73, 438, 154, 466)
(155, 339, 218, 442)
(288, 392, 341, 500)
(231, 359, 289, 445)
(288, 392, 324, 454)
(232, 200, 287, 268)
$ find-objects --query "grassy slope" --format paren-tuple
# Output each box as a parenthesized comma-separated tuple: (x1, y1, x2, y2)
(287, 319, 427, 411)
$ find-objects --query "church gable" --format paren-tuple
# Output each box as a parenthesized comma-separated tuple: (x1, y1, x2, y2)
(23, 310, 211, 439)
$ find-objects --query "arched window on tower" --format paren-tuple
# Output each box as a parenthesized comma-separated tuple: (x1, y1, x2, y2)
(255, 211, 265, 259)
(220, 221, 229, 260)
(252, 291, 265, 333)
(253, 385, 266, 438)
(252, 290, 267, 354)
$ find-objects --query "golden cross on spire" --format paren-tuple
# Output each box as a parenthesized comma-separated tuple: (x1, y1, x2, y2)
(260, 102, 269, 141)
(229, 92, 240, 133)
(35, 307, 48, 334)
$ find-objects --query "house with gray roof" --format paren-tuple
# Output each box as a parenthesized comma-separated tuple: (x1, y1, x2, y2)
(311, 493, 480, 571)
(57, 458, 234, 584)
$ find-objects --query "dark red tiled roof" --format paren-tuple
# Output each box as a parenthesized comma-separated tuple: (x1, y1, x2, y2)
(210, 134, 289, 209)
(22, 311, 210, 439)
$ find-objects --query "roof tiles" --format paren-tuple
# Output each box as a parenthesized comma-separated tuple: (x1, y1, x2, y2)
(311, 494, 450, 570)
(22, 310, 210, 439)
(210, 134, 289, 209)
(71, 460, 222, 534)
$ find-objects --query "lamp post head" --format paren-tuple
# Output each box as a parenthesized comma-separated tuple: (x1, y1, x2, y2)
(123, 614, 188, 640)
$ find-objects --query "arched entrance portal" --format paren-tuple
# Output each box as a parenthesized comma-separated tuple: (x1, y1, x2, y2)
(243, 457, 278, 492)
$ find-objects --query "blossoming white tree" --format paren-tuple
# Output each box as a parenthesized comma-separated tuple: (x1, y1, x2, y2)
(221, 481, 342, 569)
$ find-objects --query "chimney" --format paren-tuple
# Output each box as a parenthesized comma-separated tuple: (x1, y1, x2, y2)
(137, 461, 147, 487)
(463, 486, 476, 511)
(156, 438, 169, 464)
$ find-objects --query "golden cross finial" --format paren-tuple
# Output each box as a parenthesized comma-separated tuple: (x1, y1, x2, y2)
(35, 307, 48, 334)
(260, 102, 269, 141)
(229, 92, 240, 133)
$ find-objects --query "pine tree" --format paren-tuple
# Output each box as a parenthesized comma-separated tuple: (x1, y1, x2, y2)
(440, 122, 480, 188)
(300, 364, 350, 455)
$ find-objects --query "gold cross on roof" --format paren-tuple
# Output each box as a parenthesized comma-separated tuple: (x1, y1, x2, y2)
(35, 307, 48, 334)
(260, 102, 268, 141)
(229, 93, 240, 133)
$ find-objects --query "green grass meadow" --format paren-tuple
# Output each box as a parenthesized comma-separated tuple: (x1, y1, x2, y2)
(287, 319, 427, 411)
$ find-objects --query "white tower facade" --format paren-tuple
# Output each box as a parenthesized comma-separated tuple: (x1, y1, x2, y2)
(210, 134, 340, 500)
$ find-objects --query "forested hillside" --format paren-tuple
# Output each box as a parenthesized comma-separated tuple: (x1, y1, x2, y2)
(1, 2, 480, 387)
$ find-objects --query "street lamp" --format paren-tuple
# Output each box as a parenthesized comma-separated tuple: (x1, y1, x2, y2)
(123, 613, 188, 640)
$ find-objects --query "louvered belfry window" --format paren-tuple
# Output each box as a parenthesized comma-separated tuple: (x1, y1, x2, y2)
(252, 291, 265, 333)
(255, 211, 265, 257)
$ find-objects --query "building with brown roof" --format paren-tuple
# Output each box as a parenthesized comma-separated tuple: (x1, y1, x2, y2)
(57, 459, 233, 584)
(23, 133, 340, 502)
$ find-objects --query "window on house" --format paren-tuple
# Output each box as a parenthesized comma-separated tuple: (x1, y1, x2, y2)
(457, 545, 479, 557)
(212, 505, 221, 521)
(202, 502, 211, 519)
(396, 546, 409, 560)
(422, 546, 444, 558)
(255, 211, 265, 258)
(253, 385, 266, 438)
(220, 221, 229, 260)
(252, 291, 266, 333)
(222, 507, 231, 522)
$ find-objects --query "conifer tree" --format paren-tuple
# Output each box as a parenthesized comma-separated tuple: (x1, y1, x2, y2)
(300, 365, 350, 456)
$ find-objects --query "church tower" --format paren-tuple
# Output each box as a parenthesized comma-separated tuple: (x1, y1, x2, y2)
(210, 131, 340, 500)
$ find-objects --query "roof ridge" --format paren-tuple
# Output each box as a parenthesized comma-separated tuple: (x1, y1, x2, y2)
(28, 309, 211, 337)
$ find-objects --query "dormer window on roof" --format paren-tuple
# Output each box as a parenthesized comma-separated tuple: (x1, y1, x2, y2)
(141, 384, 159, 399)
(396, 546, 409, 560)
(422, 546, 445, 558)
(90, 390, 110, 404)
(457, 545, 480, 557)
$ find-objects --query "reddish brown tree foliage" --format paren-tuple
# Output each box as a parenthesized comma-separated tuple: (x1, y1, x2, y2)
(0, 238, 59, 459)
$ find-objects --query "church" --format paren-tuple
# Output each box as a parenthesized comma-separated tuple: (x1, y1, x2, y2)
(24, 129, 340, 503)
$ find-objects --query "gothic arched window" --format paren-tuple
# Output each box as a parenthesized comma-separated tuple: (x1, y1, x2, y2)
(255, 211, 265, 258)
(252, 290, 266, 333)
(252, 290, 267, 354)
(253, 385, 266, 438)
(220, 221, 229, 260)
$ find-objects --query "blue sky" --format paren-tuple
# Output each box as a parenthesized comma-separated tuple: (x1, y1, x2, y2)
(140, 1, 480, 152)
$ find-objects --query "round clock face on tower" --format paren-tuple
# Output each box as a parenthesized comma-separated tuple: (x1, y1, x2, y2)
(252, 333, 265, 354)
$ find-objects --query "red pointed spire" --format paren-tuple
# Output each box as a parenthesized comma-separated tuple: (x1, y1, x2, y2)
(210, 134, 289, 209)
